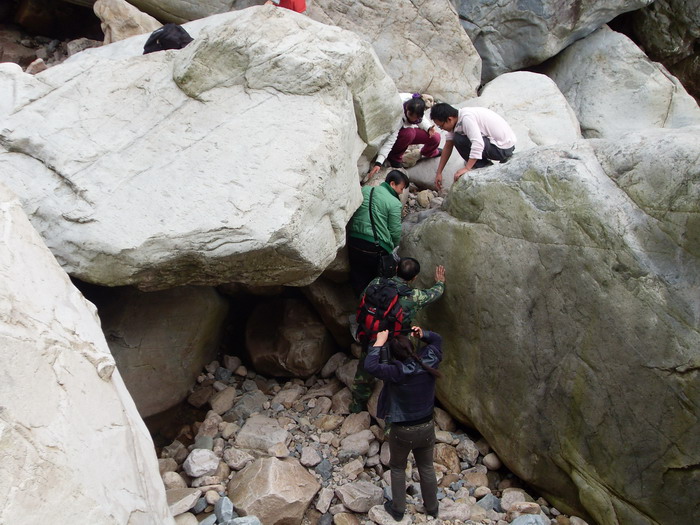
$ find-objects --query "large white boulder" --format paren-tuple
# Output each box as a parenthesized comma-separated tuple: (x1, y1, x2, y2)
(308, 0, 481, 102)
(545, 26, 700, 138)
(453, 0, 653, 82)
(408, 72, 581, 191)
(0, 183, 173, 524)
(0, 7, 399, 290)
(400, 127, 700, 525)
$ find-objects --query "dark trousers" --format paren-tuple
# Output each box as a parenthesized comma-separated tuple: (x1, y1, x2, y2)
(389, 420, 438, 514)
(453, 133, 514, 168)
(349, 344, 375, 413)
(347, 236, 387, 297)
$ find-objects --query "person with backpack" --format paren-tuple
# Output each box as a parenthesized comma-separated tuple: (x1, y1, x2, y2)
(367, 93, 441, 177)
(347, 170, 409, 296)
(430, 103, 516, 191)
(350, 258, 445, 413)
(364, 327, 442, 521)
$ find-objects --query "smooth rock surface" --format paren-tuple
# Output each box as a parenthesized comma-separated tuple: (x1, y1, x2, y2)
(246, 298, 334, 378)
(401, 128, 700, 525)
(454, 0, 652, 81)
(302, 277, 357, 348)
(126, 0, 258, 23)
(0, 7, 399, 289)
(97, 286, 228, 417)
(0, 183, 174, 523)
(309, 0, 481, 102)
(545, 26, 700, 138)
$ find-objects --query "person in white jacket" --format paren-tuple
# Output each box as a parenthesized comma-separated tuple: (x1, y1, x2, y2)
(368, 93, 441, 177)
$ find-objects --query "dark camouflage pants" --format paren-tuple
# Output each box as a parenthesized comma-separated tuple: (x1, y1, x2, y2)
(349, 346, 376, 413)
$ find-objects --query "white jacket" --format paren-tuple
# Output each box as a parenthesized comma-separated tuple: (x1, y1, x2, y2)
(375, 93, 434, 165)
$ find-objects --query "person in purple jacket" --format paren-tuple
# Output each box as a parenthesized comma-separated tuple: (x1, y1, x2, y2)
(364, 327, 443, 521)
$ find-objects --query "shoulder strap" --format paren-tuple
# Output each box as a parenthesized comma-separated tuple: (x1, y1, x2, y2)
(368, 187, 380, 248)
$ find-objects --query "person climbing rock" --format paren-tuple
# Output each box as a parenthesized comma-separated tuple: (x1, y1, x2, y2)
(350, 258, 445, 413)
(364, 327, 442, 521)
(368, 93, 441, 176)
(347, 170, 409, 297)
(430, 103, 516, 191)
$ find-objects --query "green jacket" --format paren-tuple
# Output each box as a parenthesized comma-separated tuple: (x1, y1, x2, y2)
(349, 182, 402, 254)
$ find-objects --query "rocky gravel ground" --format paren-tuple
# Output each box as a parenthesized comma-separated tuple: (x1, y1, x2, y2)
(157, 353, 592, 525)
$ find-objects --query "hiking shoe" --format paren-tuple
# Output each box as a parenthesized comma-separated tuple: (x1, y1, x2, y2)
(384, 501, 404, 521)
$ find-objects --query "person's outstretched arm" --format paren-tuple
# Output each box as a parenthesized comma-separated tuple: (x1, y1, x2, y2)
(435, 140, 454, 191)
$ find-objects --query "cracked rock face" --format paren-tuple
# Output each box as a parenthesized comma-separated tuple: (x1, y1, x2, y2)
(0, 7, 399, 290)
(454, 0, 652, 82)
(308, 0, 481, 102)
(400, 127, 700, 525)
(544, 26, 700, 138)
(0, 182, 173, 524)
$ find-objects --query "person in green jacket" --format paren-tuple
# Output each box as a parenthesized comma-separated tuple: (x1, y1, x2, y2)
(347, 170, 409, 296)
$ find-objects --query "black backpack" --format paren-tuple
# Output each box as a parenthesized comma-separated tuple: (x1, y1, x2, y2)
(356, 278, 412, 343)
(143, 24, 194, 55)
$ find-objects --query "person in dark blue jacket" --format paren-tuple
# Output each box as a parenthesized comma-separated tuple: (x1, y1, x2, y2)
(364, 327, 442, 521)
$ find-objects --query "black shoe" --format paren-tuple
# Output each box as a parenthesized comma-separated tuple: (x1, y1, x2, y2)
(384, 501, 404, 521)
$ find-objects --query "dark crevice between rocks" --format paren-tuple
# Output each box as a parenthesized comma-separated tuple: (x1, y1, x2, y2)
(0, 0, 103, 69)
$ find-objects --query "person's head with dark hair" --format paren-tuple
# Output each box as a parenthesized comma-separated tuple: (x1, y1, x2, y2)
(397, 257, 420, 281)
(404, 95, 426, 124)
(430, 103, 459, 132)
(389, 333, 442, 378)
(389, 335, 414, 361)
(385, 170, 409, 193)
